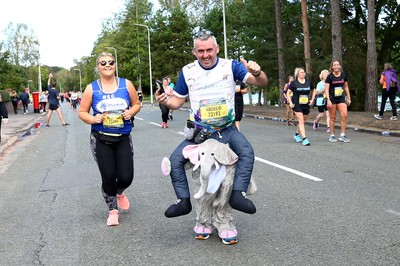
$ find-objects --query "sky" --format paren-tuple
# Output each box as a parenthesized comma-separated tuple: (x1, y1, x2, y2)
(0, 0, 127, 68)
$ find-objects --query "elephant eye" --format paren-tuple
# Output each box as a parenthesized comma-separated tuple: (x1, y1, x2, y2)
(211, 153, 214, 156)
(201, 152, 204, 155)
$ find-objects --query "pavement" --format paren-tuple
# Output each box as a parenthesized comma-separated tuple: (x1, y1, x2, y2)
(1, 102, 399, 155)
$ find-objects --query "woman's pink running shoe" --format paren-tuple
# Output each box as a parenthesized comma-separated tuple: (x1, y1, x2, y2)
(116, 193, 130, 211)
(107, 210, 119, 226)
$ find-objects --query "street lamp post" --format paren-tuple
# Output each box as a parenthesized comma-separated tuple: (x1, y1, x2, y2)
(222, 0, 228, 59)
(133, 23, 153, 103)
(27, 80, 33, 92)
(38, 64, 42, 93)
(74, 69, 82, 94)
(106, 46, 118, 77)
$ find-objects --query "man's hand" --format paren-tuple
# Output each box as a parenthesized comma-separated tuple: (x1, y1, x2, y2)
(240, 57, 261, 76)
(156, 89, 170, 105)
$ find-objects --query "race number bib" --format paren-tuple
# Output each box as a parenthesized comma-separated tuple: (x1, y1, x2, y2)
(200, 103, 228, 120)
(334, 87, 343, 97)
(103, 110, 124, 128)
(299, 95, 309, 105)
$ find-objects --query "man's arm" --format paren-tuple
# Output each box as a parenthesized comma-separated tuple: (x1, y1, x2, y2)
(48, 73, 53, 86)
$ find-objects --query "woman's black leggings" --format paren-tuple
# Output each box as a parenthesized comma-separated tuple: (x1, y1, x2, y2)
(90, 133, 134, 209)
(379, 87, 397, 116)
(159, 103, 170, 123)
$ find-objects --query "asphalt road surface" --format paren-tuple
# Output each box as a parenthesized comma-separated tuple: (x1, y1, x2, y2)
(0, 104, 399, 265)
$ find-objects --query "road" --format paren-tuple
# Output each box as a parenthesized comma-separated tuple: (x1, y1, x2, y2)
(0, 104, 399, 265)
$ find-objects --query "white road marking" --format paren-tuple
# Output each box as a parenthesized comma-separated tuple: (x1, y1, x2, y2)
(135, 117, 143, 120)
(386, 209, 400, 216)
(150, 122, 161, 127)
(255, 156, 323, 182)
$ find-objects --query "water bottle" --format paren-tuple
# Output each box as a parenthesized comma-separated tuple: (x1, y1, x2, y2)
(382, 131, 390, 137)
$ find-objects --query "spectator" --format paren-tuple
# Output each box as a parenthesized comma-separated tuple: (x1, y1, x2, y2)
(39, 91, 48, 112)
(374, 63, 398, 121)
(10, 90, 19, 114)
(20, 88, 30, 114)
(0, 93, 9, 143)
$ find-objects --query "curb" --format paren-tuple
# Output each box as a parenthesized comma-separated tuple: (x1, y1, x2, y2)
(242, 113, 400, 137)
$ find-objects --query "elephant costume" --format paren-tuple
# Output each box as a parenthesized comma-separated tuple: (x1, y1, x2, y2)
(161, 139, 256, 245)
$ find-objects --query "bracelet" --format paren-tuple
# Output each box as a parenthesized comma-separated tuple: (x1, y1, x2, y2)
(253, 70, 261, 77)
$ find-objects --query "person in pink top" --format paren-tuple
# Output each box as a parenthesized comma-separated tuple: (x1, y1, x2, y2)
(158, 77, 174, 128)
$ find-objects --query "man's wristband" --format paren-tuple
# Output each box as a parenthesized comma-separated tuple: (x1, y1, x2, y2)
(253, 70, 261, 77)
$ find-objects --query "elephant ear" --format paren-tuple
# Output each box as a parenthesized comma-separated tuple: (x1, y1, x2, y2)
(182, 144, 200, 165)
(214, 143, 238, 165)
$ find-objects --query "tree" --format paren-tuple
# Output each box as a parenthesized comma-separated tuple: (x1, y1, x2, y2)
(4, 23, 40, 67)
(274, 0, 286, 106)
(0, 43, 27, 92)
(365, 0, 377, 112)
(330, 0, 342, 62)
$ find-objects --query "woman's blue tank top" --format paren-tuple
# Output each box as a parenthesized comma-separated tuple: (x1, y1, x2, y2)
(91, 78, 132, 135)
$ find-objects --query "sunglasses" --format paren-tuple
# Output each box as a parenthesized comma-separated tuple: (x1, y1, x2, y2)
(99, 60, 115, 66)
(193, 29, 214, 39)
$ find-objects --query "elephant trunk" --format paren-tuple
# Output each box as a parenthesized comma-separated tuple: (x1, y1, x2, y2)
(193, 160, 218, 199)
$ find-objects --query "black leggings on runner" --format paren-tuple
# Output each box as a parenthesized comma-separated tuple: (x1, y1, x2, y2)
(159, 103, 170, 123)
(90, 133, 134, 210)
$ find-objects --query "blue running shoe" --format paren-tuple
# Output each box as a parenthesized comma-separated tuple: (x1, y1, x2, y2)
(338, 135, 350, 143)
(302, 138, 310, 146)
(329, 135, 337, 143)
(294, 134, 302, 143)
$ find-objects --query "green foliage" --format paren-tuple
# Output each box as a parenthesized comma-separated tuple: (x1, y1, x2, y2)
(268, 86, 281, 106)
(0, 90, 11, 102)
(151, 6, 193, 82)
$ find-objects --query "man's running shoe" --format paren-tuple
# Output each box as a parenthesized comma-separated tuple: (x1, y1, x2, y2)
(374, 114, 382, 120)
(329, 135, 337, 143)
(338, 135, 350, 143)
(390, 116, 397, 121)
(326, 127, 330, 133)
(294, 134, 302, 143)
